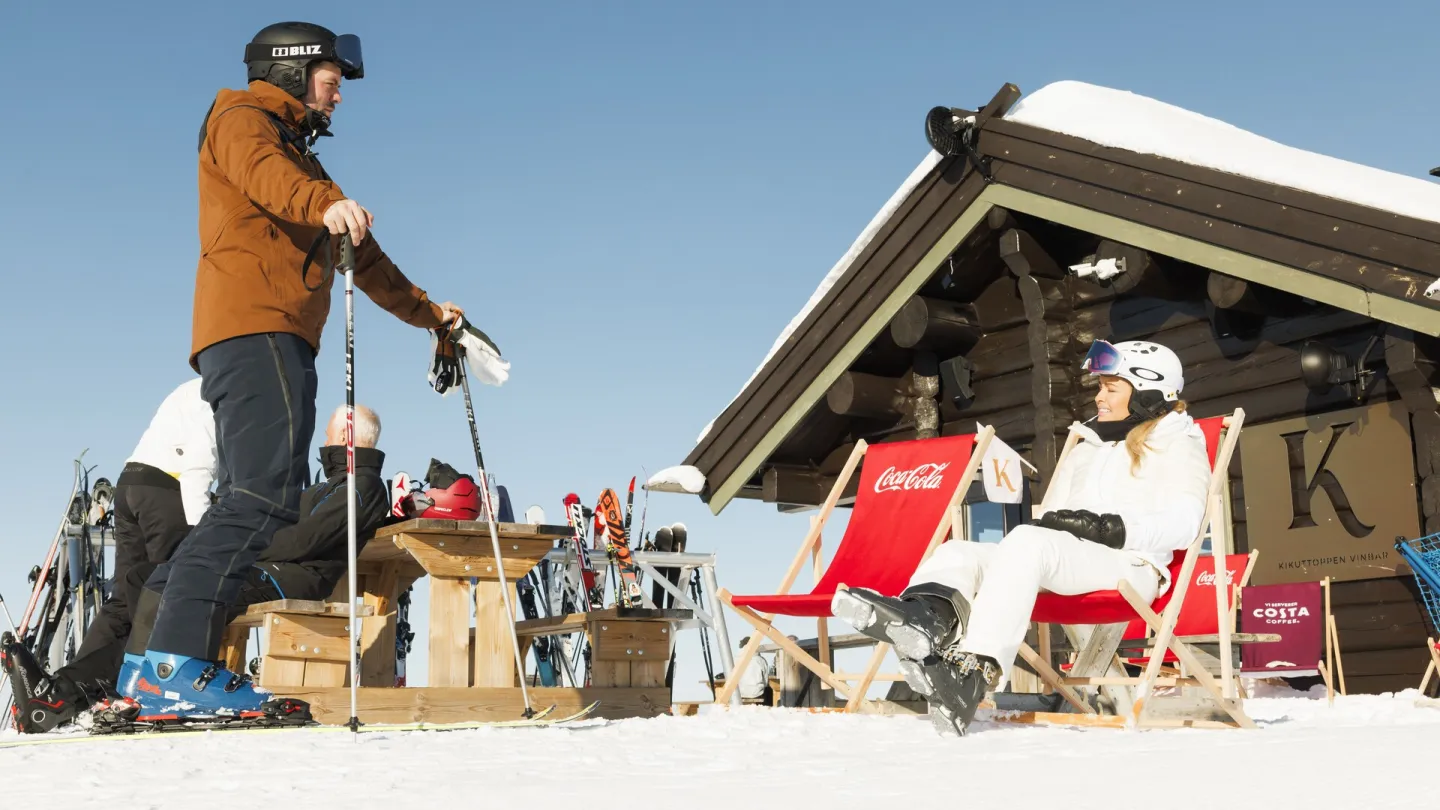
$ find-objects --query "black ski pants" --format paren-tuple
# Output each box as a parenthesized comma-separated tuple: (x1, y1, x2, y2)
(143, 333, 316, 660)
(54, 464, 190, 693)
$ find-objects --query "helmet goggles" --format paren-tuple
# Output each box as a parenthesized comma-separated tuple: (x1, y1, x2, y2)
(244, 33, 364, 80)
(1080, 340, 1124, 376)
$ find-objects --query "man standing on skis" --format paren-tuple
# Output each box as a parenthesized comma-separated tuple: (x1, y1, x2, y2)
(116, 21, 487, 725)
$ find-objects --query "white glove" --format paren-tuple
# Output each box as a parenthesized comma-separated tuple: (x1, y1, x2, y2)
(454, 316, 509, 387)
(428, 315, 509, 394)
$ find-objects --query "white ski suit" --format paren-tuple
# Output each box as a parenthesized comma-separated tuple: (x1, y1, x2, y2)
(907, 409, 1212, 678)
(126, 378, 218, 526)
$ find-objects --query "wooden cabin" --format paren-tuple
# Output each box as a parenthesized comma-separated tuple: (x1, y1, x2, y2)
(683, 81, 1440, 694)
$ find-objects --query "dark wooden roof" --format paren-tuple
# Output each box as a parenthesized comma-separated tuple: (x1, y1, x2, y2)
(685, 83, 1440, 514)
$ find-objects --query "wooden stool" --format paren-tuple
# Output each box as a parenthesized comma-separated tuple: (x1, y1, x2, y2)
(516, 607, 692, 688)
(220, 600, 375, 688)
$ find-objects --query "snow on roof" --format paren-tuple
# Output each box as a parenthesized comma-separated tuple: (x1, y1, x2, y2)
(1005, 80, 1440, 226)
(645, 465, 706, 494)
(695, 80, 1440, 447)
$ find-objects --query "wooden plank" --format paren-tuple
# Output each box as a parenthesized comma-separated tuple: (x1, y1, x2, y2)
(473, 580, 516, 688)
(632, 662, 667, 688)
(515, 608, 694, 638)
(261, 655, 306, 688)
(983, 121, 1440, 277)
(590, 619, 671, 662)
(302, 660, 348, 688)
(374, 519, 572, 541)
(228, 600, 376, 629)
(394, 533, 553, 580)
(266, 614, 351, 663)
(359, 564, 406, 687)
(279, 686, 671, 725)
(591, 661, 631, 688)
(219, 625, 248, 672)
(987, 156, 1440, 318)
(991, 711, 1240, 730)
(428, 577, 471, 688)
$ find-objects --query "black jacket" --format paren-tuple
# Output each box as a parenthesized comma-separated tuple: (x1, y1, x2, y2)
(253, 445, 391, 598)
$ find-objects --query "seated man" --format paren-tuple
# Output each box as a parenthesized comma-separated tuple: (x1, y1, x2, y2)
(3, 404, 391, 732)
(833, 340, 1211, 737)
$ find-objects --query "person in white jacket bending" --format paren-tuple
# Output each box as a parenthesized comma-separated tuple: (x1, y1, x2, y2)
(833, 339, 1210, 737)
(2, 379, 216, 732)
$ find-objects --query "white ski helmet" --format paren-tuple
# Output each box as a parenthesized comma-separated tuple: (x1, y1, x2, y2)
(1082, 339, 1184, 401)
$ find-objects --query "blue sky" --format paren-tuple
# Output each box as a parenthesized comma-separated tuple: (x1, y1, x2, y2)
(2, 1, 1438, 698)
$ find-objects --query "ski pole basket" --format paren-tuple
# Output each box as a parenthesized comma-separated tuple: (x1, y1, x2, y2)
(1395, 532, 1440, 633)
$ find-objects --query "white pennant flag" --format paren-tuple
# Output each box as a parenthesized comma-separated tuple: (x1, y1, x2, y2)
(976, 423, 1035, 504)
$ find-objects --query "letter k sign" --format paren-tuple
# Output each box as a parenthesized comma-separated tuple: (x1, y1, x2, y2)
(1281, 423, 1374, 538)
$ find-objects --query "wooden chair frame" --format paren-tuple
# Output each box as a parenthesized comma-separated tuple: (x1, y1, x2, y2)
(1010, 409, 1256, 730)
(716, 427, 995, 712)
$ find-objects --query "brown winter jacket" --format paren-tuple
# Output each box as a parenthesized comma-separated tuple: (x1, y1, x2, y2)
(191, 81, 444, 369)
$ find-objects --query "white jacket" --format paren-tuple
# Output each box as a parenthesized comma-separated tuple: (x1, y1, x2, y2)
(1041, 410, 1211, 584)
(126, 378, 218, 526)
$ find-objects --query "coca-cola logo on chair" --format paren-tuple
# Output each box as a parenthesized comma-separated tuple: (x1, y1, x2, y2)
(874, 463, 950, 493)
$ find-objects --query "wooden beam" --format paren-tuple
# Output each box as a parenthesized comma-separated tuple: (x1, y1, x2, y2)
(279, 686, 671, 725)
(762, 467, 860, 506)
(1207, 271, 1308, 316)
(999, 228, 1067, 279)
(826, 371, 905, 419)
(890, 296, 982, 352)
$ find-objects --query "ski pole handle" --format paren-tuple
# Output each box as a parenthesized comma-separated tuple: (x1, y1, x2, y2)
(340, 232, 356, 270)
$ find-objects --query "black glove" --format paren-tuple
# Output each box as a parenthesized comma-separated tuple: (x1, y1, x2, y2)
(428, 326, 461, 395)
(1035, 509, 1127, 550)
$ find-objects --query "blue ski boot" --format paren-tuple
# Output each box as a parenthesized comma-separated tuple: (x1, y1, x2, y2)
(111, 651, 310, 728)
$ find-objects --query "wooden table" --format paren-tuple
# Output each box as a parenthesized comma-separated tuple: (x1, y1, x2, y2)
(358, 518, 571, 688)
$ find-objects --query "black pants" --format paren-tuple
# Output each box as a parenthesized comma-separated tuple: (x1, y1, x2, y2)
(55, 465, 190, 693)
(144, 333, 316, 659)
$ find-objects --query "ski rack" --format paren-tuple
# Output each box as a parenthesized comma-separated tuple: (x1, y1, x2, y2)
(1, 455, 112, 732)
(542, 548, 736, 686)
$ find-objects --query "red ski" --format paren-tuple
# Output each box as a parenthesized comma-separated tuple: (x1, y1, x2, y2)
(596, 486, 644, 607)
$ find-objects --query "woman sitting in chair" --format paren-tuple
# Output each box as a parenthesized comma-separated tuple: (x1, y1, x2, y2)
(833, 339, 1211, 737)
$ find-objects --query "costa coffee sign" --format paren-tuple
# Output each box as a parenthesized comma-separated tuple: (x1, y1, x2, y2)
(874, 462, 949, 493)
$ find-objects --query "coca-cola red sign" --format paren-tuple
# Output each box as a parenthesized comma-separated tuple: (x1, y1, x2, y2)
(873, 462, 949, 493)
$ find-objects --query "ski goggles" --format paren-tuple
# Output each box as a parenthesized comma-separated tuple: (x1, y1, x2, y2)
(1080, 340, 1124, 376)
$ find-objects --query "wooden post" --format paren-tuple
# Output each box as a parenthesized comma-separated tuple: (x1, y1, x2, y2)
(473, 580, 516, 688)
(429, 577, 472, 687)
(812, 516, 832, 704)
(1214, 492, 1236, 699)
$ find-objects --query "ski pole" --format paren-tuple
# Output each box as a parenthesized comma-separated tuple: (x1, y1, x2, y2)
(341, 233, 361, 735)
(0, 592, 18, 636)
(455, 341, 536, 717)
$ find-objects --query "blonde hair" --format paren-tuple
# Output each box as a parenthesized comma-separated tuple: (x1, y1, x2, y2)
(1124, 400, 1186, 474)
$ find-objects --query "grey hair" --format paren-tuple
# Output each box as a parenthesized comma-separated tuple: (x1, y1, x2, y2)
(330, 404, 381, 448)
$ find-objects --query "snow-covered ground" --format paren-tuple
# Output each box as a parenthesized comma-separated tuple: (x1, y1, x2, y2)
(3, 687, 1434, 806)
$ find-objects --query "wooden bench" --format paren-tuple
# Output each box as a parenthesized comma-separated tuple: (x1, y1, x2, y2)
(218, 600, 375, 688)
(516, 607, 692, 688)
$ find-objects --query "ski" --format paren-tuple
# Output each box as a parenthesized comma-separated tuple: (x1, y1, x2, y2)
(516, 572, 557, 686)
(596, 488, 643, 607)
(563, 493, 601, 609)
(0, 702, 602, 749)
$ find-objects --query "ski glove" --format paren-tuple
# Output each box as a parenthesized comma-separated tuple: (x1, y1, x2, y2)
(428, 315, 510, 395)
(1035, 509, 1127, 550)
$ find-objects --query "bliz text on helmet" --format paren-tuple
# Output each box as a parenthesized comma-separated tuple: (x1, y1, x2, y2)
(272, 45, 324, 57)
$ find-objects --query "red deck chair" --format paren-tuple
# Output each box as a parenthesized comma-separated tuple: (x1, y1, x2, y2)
(1009, 409, 1256, 729)
(1116, 552, 1257, 668)
(716, 428, 994, 712)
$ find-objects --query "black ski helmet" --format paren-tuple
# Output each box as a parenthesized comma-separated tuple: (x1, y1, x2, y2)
(243, 22, 364, 99)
